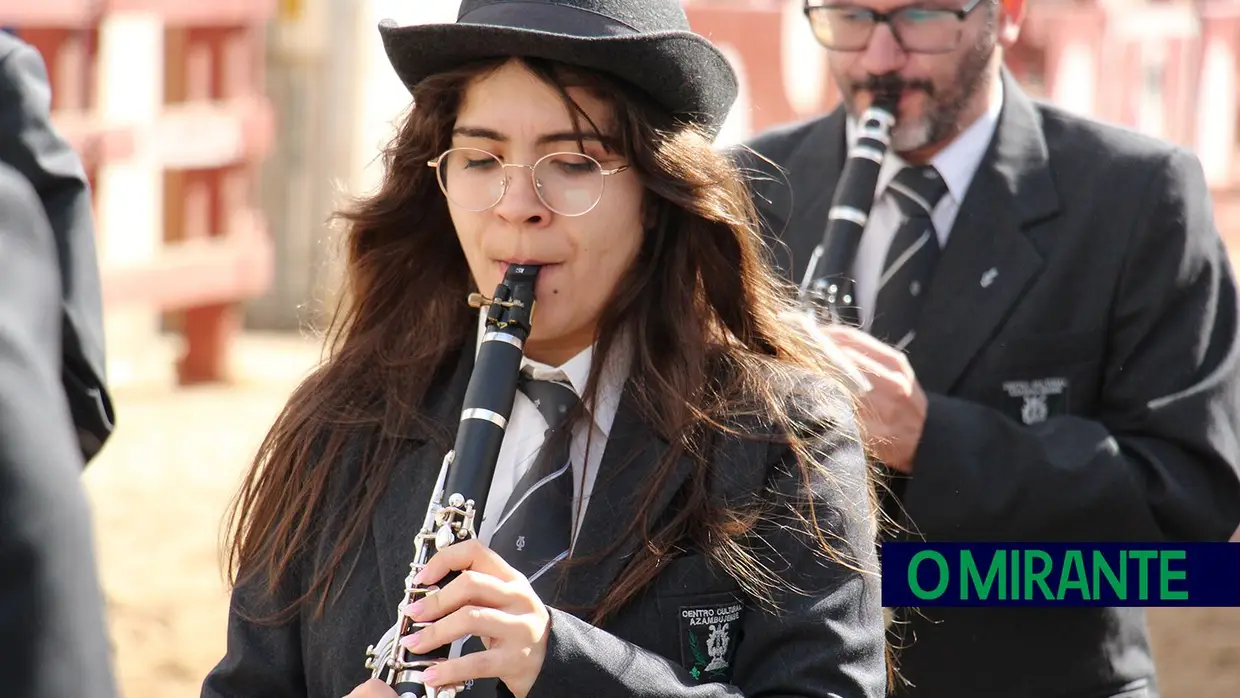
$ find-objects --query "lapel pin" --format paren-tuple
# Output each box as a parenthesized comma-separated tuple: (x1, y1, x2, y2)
(980, 267, 998, 288)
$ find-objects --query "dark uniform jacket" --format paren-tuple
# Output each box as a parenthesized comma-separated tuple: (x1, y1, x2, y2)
(0, 32, 114, 463)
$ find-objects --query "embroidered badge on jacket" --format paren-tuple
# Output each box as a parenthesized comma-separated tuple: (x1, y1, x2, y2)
(679, 601, 743, 682)
(1001, 377, 1069, 425)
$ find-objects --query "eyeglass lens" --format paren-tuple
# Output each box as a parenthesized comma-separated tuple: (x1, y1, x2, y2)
(436, 148, 606, 216)
(809, 6, 965, 53)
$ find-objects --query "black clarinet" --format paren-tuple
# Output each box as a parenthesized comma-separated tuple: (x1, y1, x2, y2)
(798, 92, 899, 326)
(364, 264, 541, 698)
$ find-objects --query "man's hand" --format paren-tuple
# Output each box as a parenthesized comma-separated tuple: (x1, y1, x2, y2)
(818, 325, 929, 473)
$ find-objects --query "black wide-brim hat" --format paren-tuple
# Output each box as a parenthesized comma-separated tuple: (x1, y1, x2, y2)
(378, 0, 739, 138)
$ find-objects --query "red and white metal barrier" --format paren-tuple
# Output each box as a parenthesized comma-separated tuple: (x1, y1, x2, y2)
(1, 0, 276, 385)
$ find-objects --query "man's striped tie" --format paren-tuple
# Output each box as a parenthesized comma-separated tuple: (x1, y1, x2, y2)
(870, 165, 949, 349)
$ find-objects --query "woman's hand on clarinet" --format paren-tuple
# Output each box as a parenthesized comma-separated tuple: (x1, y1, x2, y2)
(343, 679, 399, 697)
(402, 539, 551, 698)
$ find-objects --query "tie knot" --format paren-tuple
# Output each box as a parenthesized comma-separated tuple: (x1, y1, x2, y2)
(888, 165, 948, 217)
(518, 374, 579, 430)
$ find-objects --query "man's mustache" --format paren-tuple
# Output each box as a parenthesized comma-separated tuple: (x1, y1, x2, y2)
(854, 74, 935, 98)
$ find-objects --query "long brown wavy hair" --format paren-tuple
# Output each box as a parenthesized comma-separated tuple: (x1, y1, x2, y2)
(224, 55, 885, 651)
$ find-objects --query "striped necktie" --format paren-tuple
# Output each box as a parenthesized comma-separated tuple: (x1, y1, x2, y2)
(457, 374, 579, 696)
(869, 165, 949, 349)
(488, 374, 578, 593)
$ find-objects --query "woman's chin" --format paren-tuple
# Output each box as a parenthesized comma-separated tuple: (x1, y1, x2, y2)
(523, 319, 596, 366)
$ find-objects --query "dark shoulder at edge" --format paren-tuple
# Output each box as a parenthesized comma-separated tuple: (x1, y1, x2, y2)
(740, 113, 829, 160)
(1035, 97, 1188, 173)
(0, 32, 28, 70)
(723, 114, 829, 182)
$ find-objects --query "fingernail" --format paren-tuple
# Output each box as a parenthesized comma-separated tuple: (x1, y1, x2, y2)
(400, 631, 422, 651)
(421, 667, 438, 684)
(405, 600, 425, 619)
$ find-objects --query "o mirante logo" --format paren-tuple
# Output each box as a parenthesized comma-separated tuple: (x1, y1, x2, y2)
(882, 543, 1240, 607)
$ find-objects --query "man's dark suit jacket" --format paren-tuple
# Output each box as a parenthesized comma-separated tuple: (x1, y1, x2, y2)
(737, 71, 1240, 698)
(200, 329, 887, 698)
(0, 161, 118, 698)
(0, 32, 114, 463)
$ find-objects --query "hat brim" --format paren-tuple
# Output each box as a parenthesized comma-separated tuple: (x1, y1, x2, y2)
(378, 21, 739, 137)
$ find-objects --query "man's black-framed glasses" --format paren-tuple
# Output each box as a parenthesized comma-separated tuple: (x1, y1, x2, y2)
(803, 0, 987, 54)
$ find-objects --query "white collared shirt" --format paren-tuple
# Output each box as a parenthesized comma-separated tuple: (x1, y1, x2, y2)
(471, 310, 630, 551)
(844, 78, 1004, 330)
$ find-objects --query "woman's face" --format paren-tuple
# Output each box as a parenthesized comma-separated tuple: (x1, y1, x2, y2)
(446, 60, 646, 366)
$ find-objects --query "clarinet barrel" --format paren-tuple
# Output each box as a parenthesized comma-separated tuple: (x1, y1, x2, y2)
(798, 93, 899, 326)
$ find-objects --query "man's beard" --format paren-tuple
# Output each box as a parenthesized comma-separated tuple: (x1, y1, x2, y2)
(843, 32, 997, 154)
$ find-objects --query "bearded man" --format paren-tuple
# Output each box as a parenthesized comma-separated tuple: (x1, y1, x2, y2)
(738, 1, 1240, 696)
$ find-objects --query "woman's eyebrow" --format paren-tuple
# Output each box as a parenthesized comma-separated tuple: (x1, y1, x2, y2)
(452, 125, 605, 146)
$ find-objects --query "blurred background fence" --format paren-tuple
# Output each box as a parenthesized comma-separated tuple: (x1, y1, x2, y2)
(2, 1, 1239, 696)
(4, 0, 1240, 384)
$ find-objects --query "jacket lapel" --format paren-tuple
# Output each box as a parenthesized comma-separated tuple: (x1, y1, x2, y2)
(909, 73, 1060, 394)
(370, 338, 475, 606)
(553, 385, 692, 616)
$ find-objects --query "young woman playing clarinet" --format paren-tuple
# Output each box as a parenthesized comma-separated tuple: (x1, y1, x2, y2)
(201, 1, 887, 696)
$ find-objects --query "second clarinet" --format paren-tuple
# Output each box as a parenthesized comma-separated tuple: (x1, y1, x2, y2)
(798, 92, 899, 326)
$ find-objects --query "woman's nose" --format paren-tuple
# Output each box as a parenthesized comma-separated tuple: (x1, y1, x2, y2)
(493, 165, 552, 226)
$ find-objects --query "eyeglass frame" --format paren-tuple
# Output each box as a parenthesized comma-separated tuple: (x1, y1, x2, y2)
(425, 147, 631, 218)
(802, 0, 988, 55)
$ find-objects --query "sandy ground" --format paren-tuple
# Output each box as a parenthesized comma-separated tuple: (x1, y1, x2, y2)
(80, 332, 1240, 698)
(82, 332, 327, 698)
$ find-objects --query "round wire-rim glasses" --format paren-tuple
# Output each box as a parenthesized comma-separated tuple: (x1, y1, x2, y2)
(803, 0, 987, 55)
(426, 147, 630, 218)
